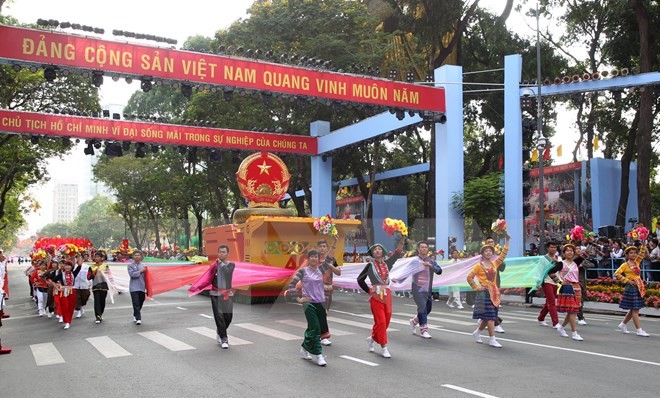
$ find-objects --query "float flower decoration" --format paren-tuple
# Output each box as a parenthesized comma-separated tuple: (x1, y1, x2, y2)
(436, 249, 445, 260)
(30, 249, 47, 262)
(313, 214, 338, 236)
(570, 225, 585, 242)
(58, 243, 79, 257)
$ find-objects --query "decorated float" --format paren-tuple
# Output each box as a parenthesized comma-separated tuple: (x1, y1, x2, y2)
(204, 151, 360, 302)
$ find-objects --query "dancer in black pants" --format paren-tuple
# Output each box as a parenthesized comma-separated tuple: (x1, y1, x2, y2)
(88, 251, 110, 324)
(127, 251, 147, 325)
(210, 244, 235, 349)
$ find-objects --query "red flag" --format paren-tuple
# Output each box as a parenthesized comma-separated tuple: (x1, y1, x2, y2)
(543, 147, 551, 161)
(498, 155, 503, 169)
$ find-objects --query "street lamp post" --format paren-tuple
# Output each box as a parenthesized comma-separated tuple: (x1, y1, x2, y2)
(535, 0, 546, 255)
(537, 135, 547, 252)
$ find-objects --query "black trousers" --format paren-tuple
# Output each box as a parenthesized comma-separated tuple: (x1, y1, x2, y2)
(93, 290, 107, 318)
(211, 295, 233, 340)
(130, 291, 145, 321)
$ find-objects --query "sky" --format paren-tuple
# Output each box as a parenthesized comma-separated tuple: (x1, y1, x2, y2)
(5, 0, 586, 237)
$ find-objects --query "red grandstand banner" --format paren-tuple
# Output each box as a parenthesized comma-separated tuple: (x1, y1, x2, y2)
(0, 25, 445, 112)
(529, 161, 581, 177)
(0, 110, 317, 154)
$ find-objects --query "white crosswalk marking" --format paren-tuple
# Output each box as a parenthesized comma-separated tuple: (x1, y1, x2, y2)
(86, 336, 132, 358)
(339, 355, 379, 367)
(276, 319, 354, 336)
(139, 331, 195, 351)
(234, 323, 301, 340)
(199, 314, 213, 319)
(187, 327, 253, 345)
(415, 314, 479, 326)
(327, 316, 398, 332)
(30, 343, 65, 366)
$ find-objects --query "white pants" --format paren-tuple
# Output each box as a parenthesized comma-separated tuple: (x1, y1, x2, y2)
(35, 289, 47, 312)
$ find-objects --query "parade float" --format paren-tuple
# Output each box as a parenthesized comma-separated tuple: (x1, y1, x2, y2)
(203, 151, 360, 302)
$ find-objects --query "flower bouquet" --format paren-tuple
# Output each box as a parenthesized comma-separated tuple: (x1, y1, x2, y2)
(436, 249, 445, 260)
(313, 214, 338, 236)
(490, 218, 507, 238)
(58, 243, 79, 257)
(629, 226, 649, 241)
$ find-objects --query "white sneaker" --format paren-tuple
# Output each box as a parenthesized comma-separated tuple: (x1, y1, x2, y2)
(618, 322, 630, 334)
(47, 312, 53, 318)
(320, 338, 332, 346)
(216, 335, 222, 344)
(58, 316, 63, 323)
(446, 301, 455, 308)
(314, 354, 327, 366)
(553, 324, 562, 330)
(63, 323, 70, 330)
(489, 337, 502, 348)
(571, 332, 584, 341)
(577, 319, 587, 326)
(409, 318, 417, 335)
(538, 320, 549, 327)
(136, 320, 142, 325)
(557, 326, 568, 338)
(494, 325, 505, 333)
(221, 342, 229, 349)
(75, 310, 82, 318)
(300, 347, 312, 360)
(38, 310, 44, 317)
(636, 329, 650, 337)
(381, 347, 391, 358)
(366, 336, 375, 352)
(472, 329, 483, 344)
(95, 319, 101, 324)
(420, 330, 432, 339)
(456, 304, 464, 309)
(133, 317, 136, 323)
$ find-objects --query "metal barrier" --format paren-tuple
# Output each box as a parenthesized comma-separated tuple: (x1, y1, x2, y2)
(587, 258, 659, 282)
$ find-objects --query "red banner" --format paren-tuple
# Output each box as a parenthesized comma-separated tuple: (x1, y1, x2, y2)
(530, 161, 581, 177)
(0, 25, 445, 112)
(0, 110, 317, 154)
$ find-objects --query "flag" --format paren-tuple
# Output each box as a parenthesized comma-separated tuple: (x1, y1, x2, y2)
(531, 149, 539, 162)
(543, 146, 551, 160)
(498, 154, 503, 169)
(557, 144, 562, 157)
(593, 136, 599, 151)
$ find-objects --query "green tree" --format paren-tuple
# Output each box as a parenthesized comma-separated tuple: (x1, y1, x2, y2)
(451, 173, 503, 235)
(70, 195, 125, 248)
(38, 222, 72, 237)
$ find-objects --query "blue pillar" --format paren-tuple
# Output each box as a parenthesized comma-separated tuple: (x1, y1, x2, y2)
(504, 54, 524, 257)
(310, 121, 332, 217)
(435, 65, 464, 252)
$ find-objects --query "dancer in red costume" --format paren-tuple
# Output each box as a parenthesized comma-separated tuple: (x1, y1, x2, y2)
(52, 259, 82, 330)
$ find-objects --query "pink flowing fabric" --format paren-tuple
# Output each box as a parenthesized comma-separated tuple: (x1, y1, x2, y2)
(187, 262, 296, 296)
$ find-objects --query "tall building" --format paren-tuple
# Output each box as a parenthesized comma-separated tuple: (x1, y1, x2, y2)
(53, 183, 79, 223)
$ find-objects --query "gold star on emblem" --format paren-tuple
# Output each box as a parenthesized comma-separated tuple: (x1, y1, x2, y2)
(257, 160, 272, 175)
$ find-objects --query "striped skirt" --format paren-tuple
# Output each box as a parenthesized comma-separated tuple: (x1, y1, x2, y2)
(472, 290, 498, 321)
(556, 284, 580, 314)
(619, 284, 645, 310)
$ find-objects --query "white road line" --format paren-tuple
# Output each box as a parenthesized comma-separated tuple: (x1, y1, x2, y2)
(187, 327, 253, 345)
(234, 323, 300, 340)
(327, 316, 399, 332)
(199, 314, 213, 319)
(30, 343, 65, 366)
(276, 319, 354, 336)
(176, 307, 187, 310)
(139, 331, 196, 351)
(433, 327, 660, 367)
(339, 355, 379, 367)
(392, 312, 476, 326)
(86, 336, 132, 358)
(442, 384, 499, 398)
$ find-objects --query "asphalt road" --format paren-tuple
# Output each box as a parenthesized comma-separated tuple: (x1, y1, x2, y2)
(1, 264, 659, 398)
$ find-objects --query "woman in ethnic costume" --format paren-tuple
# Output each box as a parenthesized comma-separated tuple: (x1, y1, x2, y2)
(555, 244, 583, 341)
(467, 234, 509, 348)
(356, 240, 404, 358)
(286, 247, 341, 367)
(614, 244, 650, 337)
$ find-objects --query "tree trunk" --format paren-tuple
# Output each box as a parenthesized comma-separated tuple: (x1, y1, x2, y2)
(195, 211, 204, 251)
(630, 0, 655, 227)
(183, 209, 191, 249)
(615, 110, 639, 226)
